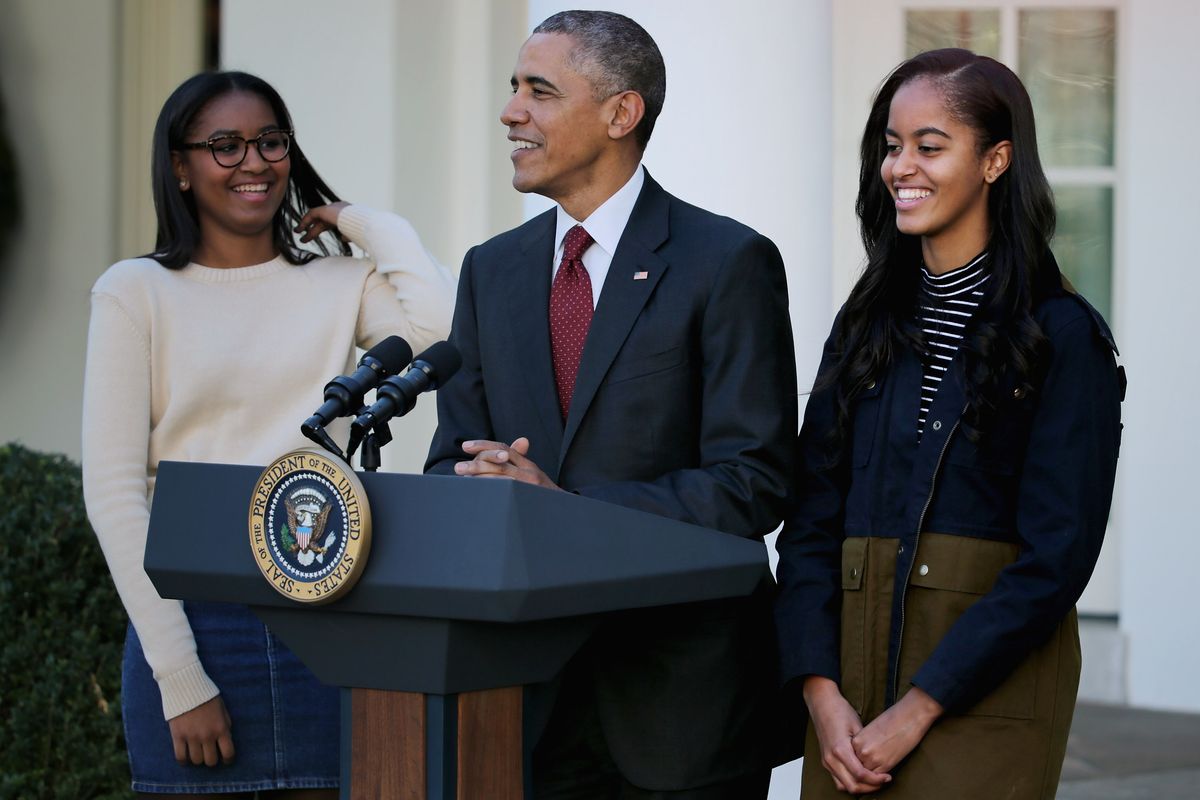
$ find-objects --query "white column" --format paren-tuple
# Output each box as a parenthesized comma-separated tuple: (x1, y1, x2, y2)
(1116, 0, 1200, 713)
(525, 0, 835, 417)
(118, 0, 205, 257)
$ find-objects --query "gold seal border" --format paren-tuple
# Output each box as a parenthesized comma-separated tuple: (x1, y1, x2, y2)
(247, 448, 372, 605)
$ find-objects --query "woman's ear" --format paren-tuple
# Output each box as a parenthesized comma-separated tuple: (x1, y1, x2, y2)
(984, 141, 1013, 184)
(171, 152, 190, 191)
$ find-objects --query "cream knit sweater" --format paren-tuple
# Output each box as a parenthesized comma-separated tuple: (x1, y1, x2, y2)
(81, 205, 454, 720)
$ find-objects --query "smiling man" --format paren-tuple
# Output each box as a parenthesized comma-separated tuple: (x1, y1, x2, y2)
(425, 10, 797, 798)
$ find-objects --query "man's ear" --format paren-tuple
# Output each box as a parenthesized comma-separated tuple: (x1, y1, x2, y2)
(984, 141, 1012, 184)
(606, 90, 645, 142)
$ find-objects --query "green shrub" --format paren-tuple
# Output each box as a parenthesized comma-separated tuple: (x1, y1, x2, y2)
(0, 444, 132, 799)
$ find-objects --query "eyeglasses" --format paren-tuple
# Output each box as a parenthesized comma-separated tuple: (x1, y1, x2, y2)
(179, 130, 293, 168)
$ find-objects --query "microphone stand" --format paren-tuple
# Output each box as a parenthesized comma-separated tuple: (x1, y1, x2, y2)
(356, 417, 393, 473)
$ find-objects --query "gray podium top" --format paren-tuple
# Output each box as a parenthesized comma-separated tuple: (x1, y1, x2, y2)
(144, 461, 771, 693)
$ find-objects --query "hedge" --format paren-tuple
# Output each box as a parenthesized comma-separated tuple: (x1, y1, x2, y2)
(0, 443, 132, 799)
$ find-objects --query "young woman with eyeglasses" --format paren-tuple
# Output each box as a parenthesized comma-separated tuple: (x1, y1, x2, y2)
(81, 71, 454, 798)
(774, 49, 1123, 798)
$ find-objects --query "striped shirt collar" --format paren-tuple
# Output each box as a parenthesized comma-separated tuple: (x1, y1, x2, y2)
(920, 251, 990, 298)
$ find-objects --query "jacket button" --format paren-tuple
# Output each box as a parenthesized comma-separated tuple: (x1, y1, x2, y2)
(931, 420, 942, 431)
(918, 564, 929, 576)
(898, 544, 905, 556)
(850, 568, 858, 578)
(866, 380, 876, 390)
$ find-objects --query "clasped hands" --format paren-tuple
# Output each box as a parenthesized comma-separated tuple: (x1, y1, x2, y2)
(454, 437, 561, 490)
(804, 675, 943, 795)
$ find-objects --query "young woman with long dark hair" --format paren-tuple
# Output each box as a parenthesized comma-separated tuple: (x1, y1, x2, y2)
(81, 71, 454, 797)
(775, 49, 1123, 798)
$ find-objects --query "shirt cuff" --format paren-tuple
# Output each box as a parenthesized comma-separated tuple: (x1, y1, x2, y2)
(911, 659, 968, 714)
(157, 659, 221, 720)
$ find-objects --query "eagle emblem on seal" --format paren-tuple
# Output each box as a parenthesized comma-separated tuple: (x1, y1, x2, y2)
(284, 487, 333, 566)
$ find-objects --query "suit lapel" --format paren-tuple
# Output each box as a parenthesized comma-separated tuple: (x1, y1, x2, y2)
(560, 177, 671, 461)
(506, 210, 565, 462)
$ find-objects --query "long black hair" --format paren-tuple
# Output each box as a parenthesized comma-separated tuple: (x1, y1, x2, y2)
(824, 48, 1059, 443)
(146, 71, 350, 268)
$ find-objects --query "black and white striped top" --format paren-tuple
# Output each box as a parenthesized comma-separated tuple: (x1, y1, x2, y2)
(917, 253, 989, 439)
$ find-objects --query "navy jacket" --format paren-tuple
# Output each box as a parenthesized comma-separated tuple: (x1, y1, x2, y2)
(775, 281, 1123, 713)
(426, 174, 798, 789)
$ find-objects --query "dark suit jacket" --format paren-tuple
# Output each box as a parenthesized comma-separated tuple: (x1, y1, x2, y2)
(426, 173, 798, 790)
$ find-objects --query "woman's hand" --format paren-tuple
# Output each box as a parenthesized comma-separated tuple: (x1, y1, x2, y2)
(803, 675, 892, 794)
(296, 201, 350, 243)
(167, 695, 235, 767)
(851, 685, 943, 775)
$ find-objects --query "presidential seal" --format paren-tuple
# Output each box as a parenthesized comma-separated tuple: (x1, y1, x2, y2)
(248, 449, 371, 604)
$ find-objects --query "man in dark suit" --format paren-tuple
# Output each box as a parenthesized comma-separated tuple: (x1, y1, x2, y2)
(425, 10, 797, 798)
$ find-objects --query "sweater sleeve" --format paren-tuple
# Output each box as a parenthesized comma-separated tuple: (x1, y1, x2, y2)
(81, 289, 220, 721)
(337, 204, 456, 354)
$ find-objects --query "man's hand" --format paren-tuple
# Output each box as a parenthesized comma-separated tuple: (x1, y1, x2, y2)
(851, 685, 943, 775)
(803, 675, 892, 794)
(167, 695, 235, 767)
(454, 437, 561, 490)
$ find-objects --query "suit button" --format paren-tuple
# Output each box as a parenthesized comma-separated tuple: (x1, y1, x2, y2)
(931, 420, 942, 431)
(866, 380, 876, 390)
(918, 564, 929, 576)
(850, 568, 859, 579)
(898, 544, 905, 556)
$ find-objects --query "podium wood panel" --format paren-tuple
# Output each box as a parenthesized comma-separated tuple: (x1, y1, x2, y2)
(458, 687, 523, 799)
(351, 688, 425, 799)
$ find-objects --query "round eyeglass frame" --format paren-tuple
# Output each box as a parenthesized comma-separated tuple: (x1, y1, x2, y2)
(178, 129, 294, 168)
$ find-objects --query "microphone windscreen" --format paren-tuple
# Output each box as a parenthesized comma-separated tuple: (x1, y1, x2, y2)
(367, 335, 413, 373)
(414, 341, 462, 382)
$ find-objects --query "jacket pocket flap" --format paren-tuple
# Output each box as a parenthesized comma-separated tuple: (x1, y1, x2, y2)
(908, 533, 1020, 595)
(842, 537, 867, 590)
(605, 344, 685, 384)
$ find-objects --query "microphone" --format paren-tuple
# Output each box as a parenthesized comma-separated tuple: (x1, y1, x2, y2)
(301, 336, 413, 453)
(347, 341, 461, 455)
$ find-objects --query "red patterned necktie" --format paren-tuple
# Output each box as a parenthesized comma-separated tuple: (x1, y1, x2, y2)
(550, 224, 595, 419)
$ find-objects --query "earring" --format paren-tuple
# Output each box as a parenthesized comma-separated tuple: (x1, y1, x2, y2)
(179, 180, 189, 190)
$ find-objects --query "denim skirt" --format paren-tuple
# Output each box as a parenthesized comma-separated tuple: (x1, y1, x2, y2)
(122, 601, 339, 793)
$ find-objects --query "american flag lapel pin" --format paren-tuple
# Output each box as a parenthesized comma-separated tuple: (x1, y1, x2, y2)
(633, 270, 649, 280)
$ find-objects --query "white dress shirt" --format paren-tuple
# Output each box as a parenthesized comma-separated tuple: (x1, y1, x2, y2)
(552, 165, 645, 309)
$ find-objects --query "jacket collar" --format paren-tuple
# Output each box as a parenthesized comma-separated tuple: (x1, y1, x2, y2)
(505, 209, 565, 471)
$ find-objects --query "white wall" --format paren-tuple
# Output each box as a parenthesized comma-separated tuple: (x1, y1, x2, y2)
(0, 1, 121, 459)
(1116, 0, 1200, 712)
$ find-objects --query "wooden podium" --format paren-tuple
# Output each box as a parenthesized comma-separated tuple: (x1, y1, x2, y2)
(144, 461, 770, 799)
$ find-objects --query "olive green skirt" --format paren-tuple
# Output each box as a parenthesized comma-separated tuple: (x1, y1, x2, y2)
(801, 533, 1080, 799)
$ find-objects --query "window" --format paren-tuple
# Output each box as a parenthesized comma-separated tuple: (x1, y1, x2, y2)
(905, 7, 1117, 321)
